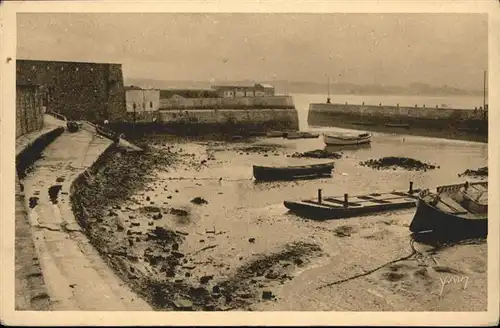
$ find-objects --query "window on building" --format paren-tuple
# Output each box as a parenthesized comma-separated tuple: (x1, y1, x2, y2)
(150, 101, 153, 108)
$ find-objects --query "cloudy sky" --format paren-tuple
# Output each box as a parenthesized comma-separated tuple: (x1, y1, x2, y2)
(17, 13, 488, 89)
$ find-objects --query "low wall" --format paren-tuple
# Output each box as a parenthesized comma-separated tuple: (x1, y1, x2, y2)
(70, 144, 116, 233)
(16, 127, 65, 178)
(159, 96, 295, 110)
(308, 103, 488, 142)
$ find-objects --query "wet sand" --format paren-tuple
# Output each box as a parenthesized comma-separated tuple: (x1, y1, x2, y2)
(73, 129, 488, 311)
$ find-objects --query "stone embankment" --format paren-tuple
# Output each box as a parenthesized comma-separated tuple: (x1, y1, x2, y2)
(15, 119, 65, 310)
(15, 116, 150, 310)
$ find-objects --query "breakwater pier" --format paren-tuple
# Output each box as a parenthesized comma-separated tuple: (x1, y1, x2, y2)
(308, 103, 488, 143)
(113, 95, 300, 137)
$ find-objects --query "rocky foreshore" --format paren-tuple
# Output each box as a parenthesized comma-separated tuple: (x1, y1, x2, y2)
(359, 157, 438, 171)
(70, 137, 324, 311)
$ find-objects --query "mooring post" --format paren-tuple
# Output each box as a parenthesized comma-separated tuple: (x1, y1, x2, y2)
(344, 193, 349, 208)
(318, 189, 322, 204)
(409, 181, 414, 193)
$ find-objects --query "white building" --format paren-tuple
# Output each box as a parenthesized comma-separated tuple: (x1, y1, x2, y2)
(125, 86, 160, 112)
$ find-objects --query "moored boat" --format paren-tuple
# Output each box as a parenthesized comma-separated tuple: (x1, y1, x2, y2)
(409, 181, 488, 238)
(284, 183, 420, 220)
(284, 131, 320, 139)
(385, 123, 410, 129)
(323, 132, 372, 146)
(253, 162, 334, 181)
(266, 130, 285, 138)
(350, 121, 375, 126)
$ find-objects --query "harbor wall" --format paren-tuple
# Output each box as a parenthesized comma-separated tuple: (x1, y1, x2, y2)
(159, 96, 295, 110)
(111, 108, 299, 136)
(308, 103, 488, 142)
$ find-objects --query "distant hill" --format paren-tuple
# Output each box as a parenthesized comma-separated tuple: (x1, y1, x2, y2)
(124, 78, 484, 97)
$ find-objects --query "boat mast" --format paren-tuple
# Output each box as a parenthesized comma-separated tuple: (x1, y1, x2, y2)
(327, 76, 331, 103)
(483, 70, 487, 111)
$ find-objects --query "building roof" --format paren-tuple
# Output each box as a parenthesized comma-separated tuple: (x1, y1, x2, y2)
(212, 84, 255, 89)
(256, 83, 274, 89)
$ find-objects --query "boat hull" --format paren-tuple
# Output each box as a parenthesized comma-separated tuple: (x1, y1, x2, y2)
(253, 163, 334, 181)
(409, 198, 487, 238)
(323, 133, 371, 146)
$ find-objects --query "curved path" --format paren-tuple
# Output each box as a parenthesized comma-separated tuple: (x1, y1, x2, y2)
(20, 121, 150, 310)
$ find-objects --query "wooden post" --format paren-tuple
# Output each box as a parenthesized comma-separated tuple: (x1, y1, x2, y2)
(318, 189, 322, 204)
(409, 181, 414, 193)
(344, 193, 348, 208)
(465, 181, 469, 190)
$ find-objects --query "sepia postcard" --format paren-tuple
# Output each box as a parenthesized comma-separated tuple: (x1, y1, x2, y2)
(0, 0, 499, 326)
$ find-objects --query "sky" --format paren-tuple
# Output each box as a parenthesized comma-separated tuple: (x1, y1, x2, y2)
(17, 13, 488, 90)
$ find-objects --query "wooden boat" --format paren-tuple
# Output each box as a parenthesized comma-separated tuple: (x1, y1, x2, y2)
(350, 121, 375, 126)
(409, 181, 488, 238)
(298, 132, 320, 139)
(284, 184, 420, 220)
(253, 162, 334, 181)
(283, 131, 320, 139)
(323, 132, 372, 146)
(324, 143, 371, 153)
(385, 123, 410, 129)
(266, 131, 285, 138)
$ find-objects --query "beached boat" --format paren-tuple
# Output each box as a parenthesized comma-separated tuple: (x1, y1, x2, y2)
(284, 184, 420, 220)
(266, 131, 285, 138)
(285, 131, 320, 139)
(350, 121, 375, 126)
(323, 132, 372, 146)
(409, 181, 488, 238)
(253, 162, 334, 181)
(385, 123, 410, 129)
(299, 132, 320, 139)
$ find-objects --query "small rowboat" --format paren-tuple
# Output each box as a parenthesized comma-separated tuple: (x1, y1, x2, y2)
(350, 121, 375, 126)
(323, 132, 372, 146)
(409, 181, 488, 238)
(266, 131, 285, 138)
(385, 123, 410, 129)
(285, 131, 320, 139)
(284, 183, 420, 220)
(253, 162, 334, 181)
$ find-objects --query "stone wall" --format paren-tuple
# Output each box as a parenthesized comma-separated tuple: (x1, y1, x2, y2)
(309, 103, 487, 121)
(308, 103, 488, 142)
(16, 59, 127, 122)
(110, 108, 299, 136)
(16, 85, 44, 138)
(159, 96, 295, 110)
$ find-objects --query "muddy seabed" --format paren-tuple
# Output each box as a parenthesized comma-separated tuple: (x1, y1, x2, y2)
(73, 136, 487, 311)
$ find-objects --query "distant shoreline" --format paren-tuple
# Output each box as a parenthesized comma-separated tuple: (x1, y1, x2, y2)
(125, 79, 485, 98)
(286, 90, 484, 98)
